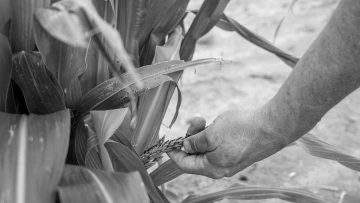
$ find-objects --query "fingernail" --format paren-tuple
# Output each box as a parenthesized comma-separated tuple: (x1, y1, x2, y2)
(183, 140, 194, 153)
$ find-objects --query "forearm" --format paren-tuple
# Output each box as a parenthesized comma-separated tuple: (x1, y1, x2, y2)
(261, 0, 360, 143)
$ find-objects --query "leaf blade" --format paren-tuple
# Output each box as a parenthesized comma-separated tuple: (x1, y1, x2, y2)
(11, 52, 66, 114)
(0, 109, 70, 203)
(0, 34, 12, 112)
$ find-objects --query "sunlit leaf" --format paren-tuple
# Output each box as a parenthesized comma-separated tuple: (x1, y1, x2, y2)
(0, 34, 12, 112)
(74, 58, 223, 125)
(105, 142, 170, 203)
(58, 165, 148, 203)
(182, 185, 324, 203)
(296, 133, 360, 171)
(180, 0, 230, 61)
(0, 109, 70, 203)
(133, 28, 184, 154)
(151, 159, 183, 186)
(11, 52, 66, 114)
(9, 0, 51, 53)
(89, 108, 128, 171)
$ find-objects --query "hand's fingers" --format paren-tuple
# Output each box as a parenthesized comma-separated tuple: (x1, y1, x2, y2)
(167, 149, 207, 175)
(183, 129, 209, 154)
(186, 117, 206, 137)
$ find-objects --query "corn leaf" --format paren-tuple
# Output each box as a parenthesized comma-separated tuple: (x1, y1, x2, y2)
(0, 34, 12, 112)
(84, 122, 103, 170)
(74, 58, 223, 124)
(0, 109, 70, 203)
(151, 159, 183, 186)
(74, 116, 89, 165)
(11, 52, 66, 114)
(180, 0, 230, 61)
(9, 0, 51, 53)
(138, 0, 176, 48)
(296, 133, 360, 171)
(113, 109, 133, 147)
(182, 186, 324, 203)
(0, 0, 11, 36)
(215, 13, 299, 68)
(37, 0, 141, 88)
(105, 142, 170, 203)
(140, 0, 189, 65)
(33, 12, 86, 109)
(78, 0, 114, 95)
(90, 108, 129, 171)
(273, 0, 300, 42)
(58, 165, 148, 203)
(116, 0, 147, 68)
(133, 27, 184, 154)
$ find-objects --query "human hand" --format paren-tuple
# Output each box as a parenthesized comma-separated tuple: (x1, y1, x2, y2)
(167, 109, 288, 179)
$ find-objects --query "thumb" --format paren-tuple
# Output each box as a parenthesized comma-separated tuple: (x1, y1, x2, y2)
(183, 130, 209, 154)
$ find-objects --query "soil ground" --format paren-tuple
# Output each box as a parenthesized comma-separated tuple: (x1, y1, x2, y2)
(158, 0, 360, 202)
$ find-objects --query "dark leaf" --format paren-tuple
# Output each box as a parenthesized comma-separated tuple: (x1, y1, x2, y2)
(0, 0, 11, 36)
(180, 0, 230, 61)
(0, 109, 70, 203)
(140, 0, 189, 65)
(11, 52, 66, 114)
(0, 34, 12, 112)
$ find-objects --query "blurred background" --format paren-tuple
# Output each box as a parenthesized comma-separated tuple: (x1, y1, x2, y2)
(158, 0, 360, 202)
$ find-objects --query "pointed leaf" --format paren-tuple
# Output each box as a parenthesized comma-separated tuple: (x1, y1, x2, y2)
(296, 133, 360, 171)
(11, 52, 66, 114)
(9, 0, 51, 52)
(180, 0, 230, 61)
(216, 13, 299, 68)
(58, 165, 148, 203)
(0, 109, 70, 203)
(105, 142, 170, 203)
(151, 159, 183, 186)
(0, 34, 12, 112)
(75, 58, 224, 124)
(181, 186, 324, 203)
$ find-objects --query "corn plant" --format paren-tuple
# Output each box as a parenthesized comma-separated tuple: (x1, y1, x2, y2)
(1, 0, 359, 203)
